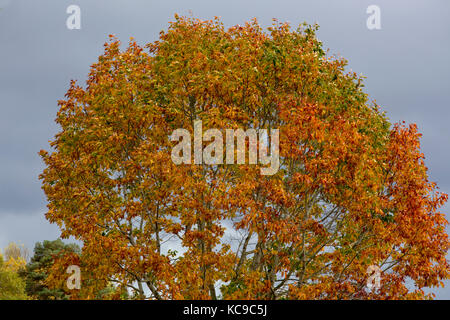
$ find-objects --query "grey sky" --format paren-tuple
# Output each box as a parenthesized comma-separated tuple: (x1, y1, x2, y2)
(1, 0, 449, 298)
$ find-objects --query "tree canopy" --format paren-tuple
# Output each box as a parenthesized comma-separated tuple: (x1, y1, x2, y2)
(0, 250, 28, 300)
(39, 15, 449, 299)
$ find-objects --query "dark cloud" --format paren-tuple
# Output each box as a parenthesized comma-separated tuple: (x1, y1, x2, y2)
(1, 0, 449, 297)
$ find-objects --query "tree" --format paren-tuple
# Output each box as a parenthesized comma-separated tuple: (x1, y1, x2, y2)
(2, 242, 29, 273)
(39, 15, 449, 299)
(0, 255, 28, 300)
(20, 239, 80, 300)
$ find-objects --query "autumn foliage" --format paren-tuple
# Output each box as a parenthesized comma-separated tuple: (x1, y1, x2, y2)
(39, 16, 449, 299)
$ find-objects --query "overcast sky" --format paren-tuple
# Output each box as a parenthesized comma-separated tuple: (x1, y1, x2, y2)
(0, 0, 449, 298)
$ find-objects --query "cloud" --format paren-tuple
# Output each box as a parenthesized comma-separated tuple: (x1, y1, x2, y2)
(0, 210, 61, 252)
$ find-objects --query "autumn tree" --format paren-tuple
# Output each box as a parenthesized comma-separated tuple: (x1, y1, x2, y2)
(39, 16, 449, 299)
(0, 255, 28, 300)
(2, 242, 29, 273)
